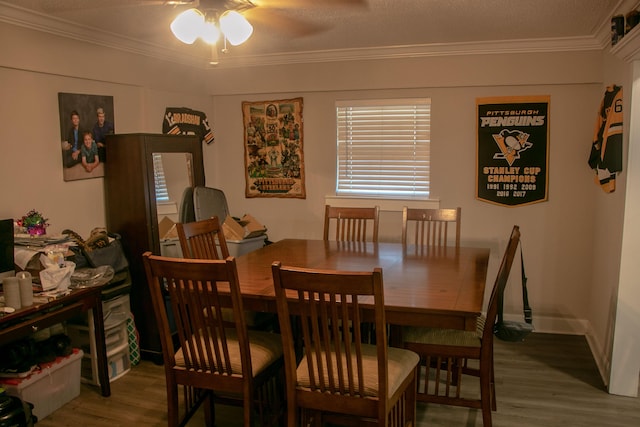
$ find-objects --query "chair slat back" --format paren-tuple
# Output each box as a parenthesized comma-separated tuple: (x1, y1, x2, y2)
(143, 253, 251, 378)
(177, 216, 230, 260)
(484, 225, 520, 343)
(402, 207, 461, 248)
(323, 205, 380, 242)
(272, 263, 388, 401)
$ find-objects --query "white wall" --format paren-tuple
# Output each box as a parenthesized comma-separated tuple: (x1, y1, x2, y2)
(590, 50, 632, 390)
(205, 52, 604, 330)
(609, 60, 640, 396)
(0, 22, 212, 237)
(204, 51, 624, 383)
(0, 19, 630, 388)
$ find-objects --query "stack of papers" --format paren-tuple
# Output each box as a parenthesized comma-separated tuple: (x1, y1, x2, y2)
(14, 234, 71, 247)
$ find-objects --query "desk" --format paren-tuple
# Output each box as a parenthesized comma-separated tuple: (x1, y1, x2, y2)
(0, 286, 110, 397)
(234, 239, 490, 331)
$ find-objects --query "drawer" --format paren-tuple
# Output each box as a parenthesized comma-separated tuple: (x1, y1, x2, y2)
(103, 294, 130, 328)
(106, 346, 130, 382)
(67, 320, 127, 355)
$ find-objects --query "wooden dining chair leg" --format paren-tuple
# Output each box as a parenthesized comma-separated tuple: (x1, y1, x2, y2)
(480, 372, 493, 427)
(406, 370, 418, 427)
(203, 393, 215, 426)
(244, 392, 254, 427)
(490, 355, 497, 411)
(166, 384, 179, 427)
(285, 396, 297, 427)
(258, 372, 285, 426)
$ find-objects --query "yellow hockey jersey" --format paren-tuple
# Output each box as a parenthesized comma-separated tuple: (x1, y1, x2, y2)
(588, 85, 623, 193)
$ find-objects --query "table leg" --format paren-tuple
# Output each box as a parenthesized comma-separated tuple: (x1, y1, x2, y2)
(388, 324, 403, 348)
(92, 295, 111, 397)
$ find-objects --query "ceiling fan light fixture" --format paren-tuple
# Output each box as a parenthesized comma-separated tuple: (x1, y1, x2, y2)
(219, 10, 253, 46)
(201, 20, 221, 44)
(170, 8, 204, 44)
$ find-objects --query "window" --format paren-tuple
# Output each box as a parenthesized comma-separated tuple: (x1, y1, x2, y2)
(336, 98, 431, 198)
(152, 153, 170, 202)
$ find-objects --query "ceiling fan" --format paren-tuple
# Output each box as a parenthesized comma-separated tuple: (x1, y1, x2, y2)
(151, 0, 368, 64)
(15, 0, 367, 64)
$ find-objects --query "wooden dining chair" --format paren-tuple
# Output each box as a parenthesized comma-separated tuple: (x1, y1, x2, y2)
(323, 205, 380, 242)
(176, 216, 229, 260)
(271, 262, 420, 427)
(142, 253, 284, 427)
(176, 216, 275, 331)
(402, 207, 461, 248)
(401, 225, 520, 427)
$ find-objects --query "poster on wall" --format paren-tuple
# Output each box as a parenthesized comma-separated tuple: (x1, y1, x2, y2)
(242, 98, 306, 199)
(58, 92, 114, 182)
(476, 95, 549, 207)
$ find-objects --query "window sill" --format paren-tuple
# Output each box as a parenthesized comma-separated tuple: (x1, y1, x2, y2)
(324, 195, 440, 212)
(157, 202, 178, 215)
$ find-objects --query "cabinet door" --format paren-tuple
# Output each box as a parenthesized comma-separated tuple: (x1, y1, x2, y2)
(104, 133, 204, 360)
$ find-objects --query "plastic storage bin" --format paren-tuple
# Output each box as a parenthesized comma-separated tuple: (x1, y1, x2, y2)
(226, 235, 266, 257)
(159, 237, 183, 258)
(107, 345, 131, 381)
(160, 235, 266, 258)
(68, 318, 130, 385)
(68, 319, 128, 352)
(0, 349, 83, 421)
(67, 294, 131, 385)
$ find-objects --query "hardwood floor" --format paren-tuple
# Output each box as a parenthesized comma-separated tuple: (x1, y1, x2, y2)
(35, 333, 640, 427)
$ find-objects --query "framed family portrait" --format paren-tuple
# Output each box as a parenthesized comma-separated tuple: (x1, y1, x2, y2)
(242, 97, 306, 198)
(58, 92, 115, 182)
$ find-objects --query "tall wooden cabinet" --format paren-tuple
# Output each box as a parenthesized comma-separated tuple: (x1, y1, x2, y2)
(104, 133, 204, 361)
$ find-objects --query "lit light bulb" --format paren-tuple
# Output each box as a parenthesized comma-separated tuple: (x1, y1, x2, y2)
(201, 20, 220, 44)
(170, 9, 204, 44)
(219, 10, 253, 46)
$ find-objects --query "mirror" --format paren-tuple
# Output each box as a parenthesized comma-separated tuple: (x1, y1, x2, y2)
(153, 152, 194, 225)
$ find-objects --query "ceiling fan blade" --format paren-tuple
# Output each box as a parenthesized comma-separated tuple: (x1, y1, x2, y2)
(244, 8, 329, 37)
(112, 0, 198, 7)
(24, 0, 197, 13)
(251, 0, 367, 9)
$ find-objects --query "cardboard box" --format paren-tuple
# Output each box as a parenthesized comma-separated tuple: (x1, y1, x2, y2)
(0, 349, 83, 420)
(241, 214, 267, 238)
(158, 216, 178, 240)
(222, 215, 245, 241)
(222, 215, 267, 241)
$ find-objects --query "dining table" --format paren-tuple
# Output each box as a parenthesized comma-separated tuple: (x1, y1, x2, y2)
(233, 239, 491, 332)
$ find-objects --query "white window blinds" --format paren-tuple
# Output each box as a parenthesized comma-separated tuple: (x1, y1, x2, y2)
(336, 98, 431, 198)
(152, 153, 170, 202)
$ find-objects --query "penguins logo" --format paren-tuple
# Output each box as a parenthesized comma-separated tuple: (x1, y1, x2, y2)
(492, 129, 533, 166)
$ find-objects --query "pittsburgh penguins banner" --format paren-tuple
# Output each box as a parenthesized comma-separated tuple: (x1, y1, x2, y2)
(476, 96, 549, 207)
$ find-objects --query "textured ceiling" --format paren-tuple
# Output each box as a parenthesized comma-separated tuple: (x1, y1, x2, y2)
(0, 0, 625, 67)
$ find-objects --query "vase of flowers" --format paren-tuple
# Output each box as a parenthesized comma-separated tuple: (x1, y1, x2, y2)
(18, 209, 49, 236)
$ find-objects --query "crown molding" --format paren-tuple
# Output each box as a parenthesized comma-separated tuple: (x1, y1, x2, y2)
(611, 24, 640, 61)
(215, 37, 605, 69)
(0, 2, 206, 68)
(0, 2, 608, 70)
